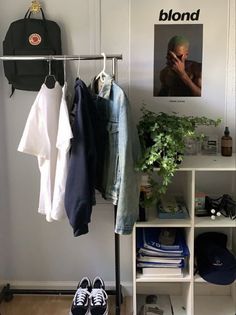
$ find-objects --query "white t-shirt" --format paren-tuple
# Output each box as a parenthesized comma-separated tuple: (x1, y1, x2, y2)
(51, 83, 73, 220)
(18, 82, 73, 222)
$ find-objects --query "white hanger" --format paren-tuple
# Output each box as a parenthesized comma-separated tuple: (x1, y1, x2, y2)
(95, 52, 109, 82)
(76, 56, 81, 79)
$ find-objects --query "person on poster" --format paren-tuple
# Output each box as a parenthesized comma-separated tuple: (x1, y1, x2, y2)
(158, 35, 202, 97)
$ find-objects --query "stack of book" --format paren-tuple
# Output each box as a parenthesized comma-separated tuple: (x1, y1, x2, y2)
(157, 195, 189, 219)
(136, 228, 189, 277)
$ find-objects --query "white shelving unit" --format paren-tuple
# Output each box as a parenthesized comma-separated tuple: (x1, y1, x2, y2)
(132, 154, 236, 315)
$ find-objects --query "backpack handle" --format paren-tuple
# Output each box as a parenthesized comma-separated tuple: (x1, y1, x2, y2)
(23, 8, 50, 47)
(24, 8, 46, 20)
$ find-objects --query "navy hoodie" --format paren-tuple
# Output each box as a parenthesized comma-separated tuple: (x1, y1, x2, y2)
(65, 79, 96, 236)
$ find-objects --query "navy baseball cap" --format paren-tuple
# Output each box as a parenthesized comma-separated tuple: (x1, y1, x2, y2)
(195, 232, 236, 285)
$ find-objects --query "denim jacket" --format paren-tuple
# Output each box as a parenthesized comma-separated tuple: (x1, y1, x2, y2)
(90, 76, 141, 234)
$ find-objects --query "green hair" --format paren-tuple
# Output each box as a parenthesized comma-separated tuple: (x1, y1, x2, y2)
(168, 35, 189, 50)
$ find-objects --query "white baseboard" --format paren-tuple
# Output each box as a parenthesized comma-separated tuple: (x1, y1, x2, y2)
(0, 280, 133, 297)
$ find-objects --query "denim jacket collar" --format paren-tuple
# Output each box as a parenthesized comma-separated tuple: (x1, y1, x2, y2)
(90, 75, 113, 100)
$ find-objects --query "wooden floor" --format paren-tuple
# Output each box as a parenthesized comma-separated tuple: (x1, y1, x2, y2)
(0, 295, 131, 315)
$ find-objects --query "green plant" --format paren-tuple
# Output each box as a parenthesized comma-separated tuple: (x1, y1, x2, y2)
(137, 107, 221, 203)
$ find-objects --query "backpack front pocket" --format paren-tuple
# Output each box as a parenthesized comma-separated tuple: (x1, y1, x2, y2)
(14, 49, 55, 76)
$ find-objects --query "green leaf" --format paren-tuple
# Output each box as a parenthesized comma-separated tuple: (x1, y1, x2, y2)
(137, 106, 222, 203)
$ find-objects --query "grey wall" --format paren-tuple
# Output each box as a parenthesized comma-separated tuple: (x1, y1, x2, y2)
(0, 0, 132, 287)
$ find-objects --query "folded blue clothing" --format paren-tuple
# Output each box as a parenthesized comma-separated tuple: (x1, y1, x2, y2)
(138, 247, 186, 257)
(137, 261, 184, 268)
(137, 228, 190, 257)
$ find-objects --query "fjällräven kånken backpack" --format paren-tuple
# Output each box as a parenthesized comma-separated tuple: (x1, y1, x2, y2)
(3, 8, 63, 93)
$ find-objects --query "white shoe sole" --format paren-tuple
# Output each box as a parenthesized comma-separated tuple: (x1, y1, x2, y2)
(69, 310, 90, 315)
(69, 307, 108, 315)
(89, 307, 109, 315)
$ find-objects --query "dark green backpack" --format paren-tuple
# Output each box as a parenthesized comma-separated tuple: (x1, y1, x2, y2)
(3, 9, 64, 94)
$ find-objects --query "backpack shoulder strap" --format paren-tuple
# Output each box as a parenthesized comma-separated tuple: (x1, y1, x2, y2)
(10, 85, 15, 97)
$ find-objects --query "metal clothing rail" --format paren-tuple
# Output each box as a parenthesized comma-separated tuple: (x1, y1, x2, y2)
(0, 54, 123, 315)
(0, 54, 122, 60)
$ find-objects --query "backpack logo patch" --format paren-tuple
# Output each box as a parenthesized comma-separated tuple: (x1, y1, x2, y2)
(29, 33, 42, 46)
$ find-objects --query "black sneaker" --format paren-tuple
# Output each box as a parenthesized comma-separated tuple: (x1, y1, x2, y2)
(90, 277, 108, 315)
(70, 277, 91, 315)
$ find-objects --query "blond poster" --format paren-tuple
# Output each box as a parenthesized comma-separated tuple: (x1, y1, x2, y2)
(129, 0, 229, 116)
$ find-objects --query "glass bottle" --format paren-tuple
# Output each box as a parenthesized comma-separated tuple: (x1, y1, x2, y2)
(221, 126, 232, 156)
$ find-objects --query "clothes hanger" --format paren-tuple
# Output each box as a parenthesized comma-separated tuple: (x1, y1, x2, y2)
(44, 59, 57, 88)
(63, 57, 67, 84)
(76, 56, 81, 80)
(95, 52, 109, 82)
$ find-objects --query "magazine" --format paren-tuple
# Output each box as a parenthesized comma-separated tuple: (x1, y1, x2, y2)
(137, 262, 183, 268)
(141, 267, 183, 277)
(137, 294, 173, 315)
(157, 196, 189, 219)
(137, 254, 183, 264)
(138, 247, 185, 258)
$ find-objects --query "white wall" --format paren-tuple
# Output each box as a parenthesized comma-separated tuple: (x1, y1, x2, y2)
(0, 0, 132, 288)
(0, 0, 235, 290)
(129, 0, 236, 132)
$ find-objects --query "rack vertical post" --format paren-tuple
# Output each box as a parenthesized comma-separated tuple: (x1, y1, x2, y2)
(112, 57, 122, 315)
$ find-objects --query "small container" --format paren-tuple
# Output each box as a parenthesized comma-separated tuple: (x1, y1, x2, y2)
(138, 191, 146, 221)
(195, 192, 206, 210)
(138, 175, 153, 222)
(184, 138, 198, 155)
(221, 126, 232, 157)
(201, 135, 218, 155)
(140, 174, 153, 199)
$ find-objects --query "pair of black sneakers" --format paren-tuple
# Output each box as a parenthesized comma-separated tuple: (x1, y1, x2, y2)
(70, 276, 108, 315)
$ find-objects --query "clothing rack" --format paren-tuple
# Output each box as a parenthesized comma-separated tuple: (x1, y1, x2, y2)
(0, 54, 123, 315)
(0, 54, 122, 61)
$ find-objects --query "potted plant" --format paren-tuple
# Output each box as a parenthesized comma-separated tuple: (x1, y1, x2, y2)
(137, 107, 221, 203)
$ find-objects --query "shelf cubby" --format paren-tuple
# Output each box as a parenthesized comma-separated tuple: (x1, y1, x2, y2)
(133, 155, 236, 315)
(194, 282, 236, 315)
(136, 282, 192, 315)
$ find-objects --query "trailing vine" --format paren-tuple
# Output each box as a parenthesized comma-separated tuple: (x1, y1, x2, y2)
(137, 107, 221, 204)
